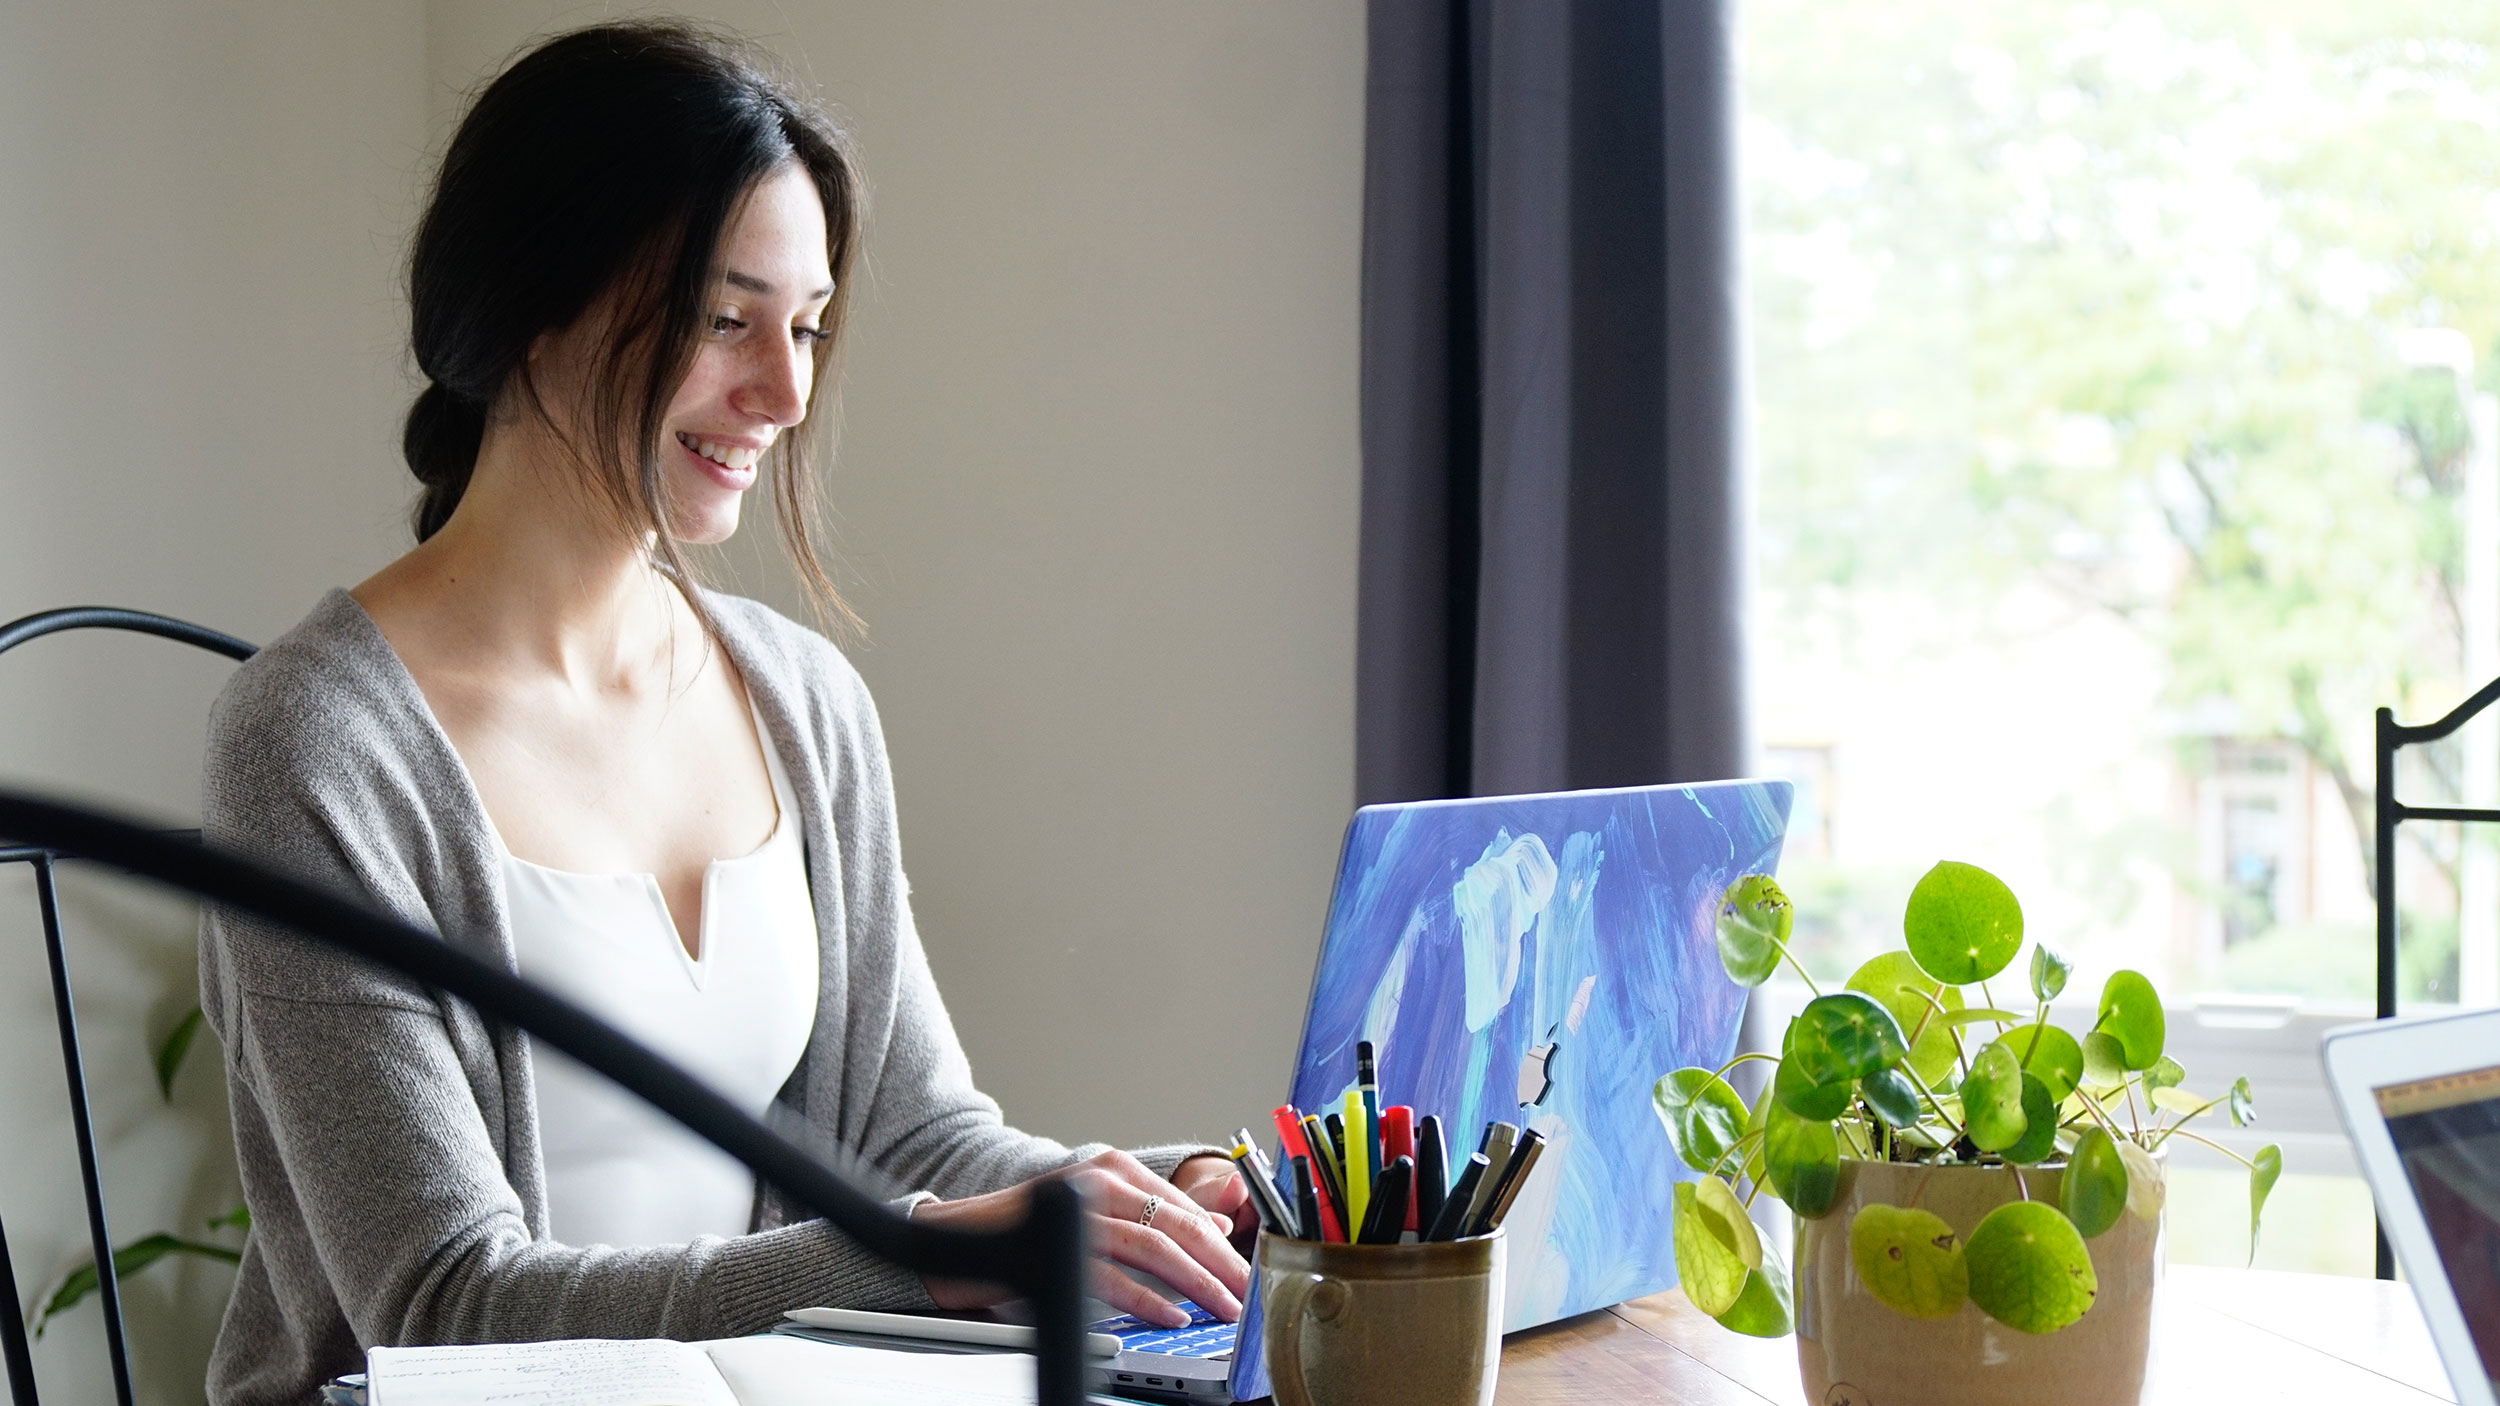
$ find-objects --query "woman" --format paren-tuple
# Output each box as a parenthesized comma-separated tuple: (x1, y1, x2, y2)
(197, 22, 1249, 1405)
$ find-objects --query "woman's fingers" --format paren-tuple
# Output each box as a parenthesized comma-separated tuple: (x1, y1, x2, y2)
(1076, 1152, 1248, 1284)
(1089, 1212, 1244, 1322)
(1086, 1261, 1191, 1328)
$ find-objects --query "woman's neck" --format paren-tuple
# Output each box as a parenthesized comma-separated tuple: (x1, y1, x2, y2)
(354, 421, 698, 694)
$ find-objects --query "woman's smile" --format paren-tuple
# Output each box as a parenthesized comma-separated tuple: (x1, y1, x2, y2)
(675, 431, 763, 491)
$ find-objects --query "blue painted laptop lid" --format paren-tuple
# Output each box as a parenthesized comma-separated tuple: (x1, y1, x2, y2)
(1228, 778, 1792, 1400)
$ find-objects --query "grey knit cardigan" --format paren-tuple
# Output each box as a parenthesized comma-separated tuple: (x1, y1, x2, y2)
(197, 589, 1211, 1405)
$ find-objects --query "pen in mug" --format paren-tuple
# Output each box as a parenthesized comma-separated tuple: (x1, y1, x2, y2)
(1467, 1126, 1539, 1237)
(1358, 1155, 1413, 1245)
(1324, 1112, 1346, 1175)
(1232, 1133, 1299, 1239)
(1414, 1114, 1448, 1235)
(1356, 1041, 1383, 1189)
(1301, 1113, 1347, 1231)
(1274, 1108, 1343, 1241)
(1340, 1089, 1371, 1236)
(1291, 1156, 1324, 1243)
(1427, 1152, 1492, 1241)
(1481, 1133, 1545, 1235)
(1459, 1122, 1517, 1235)
(1380, 1105, 1416, 1232)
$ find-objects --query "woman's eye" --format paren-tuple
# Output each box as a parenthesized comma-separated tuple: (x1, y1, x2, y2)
(709, 314, 746, 335)
(793, 325, 829, 345)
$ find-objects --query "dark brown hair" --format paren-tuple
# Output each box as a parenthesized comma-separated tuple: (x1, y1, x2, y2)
(403, 19, 863, 631)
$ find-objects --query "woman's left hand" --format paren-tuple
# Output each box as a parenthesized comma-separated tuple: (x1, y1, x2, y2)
(1172, 1154, 1258, 1254)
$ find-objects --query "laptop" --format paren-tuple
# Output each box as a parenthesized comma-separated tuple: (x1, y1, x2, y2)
(2323, 1007, 2500, 1405)
(789, 778, 1791, 1402)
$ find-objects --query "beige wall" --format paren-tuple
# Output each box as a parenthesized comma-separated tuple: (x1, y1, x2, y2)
(0, 3, 430, 1401)
(1, 4, 1361, 1398)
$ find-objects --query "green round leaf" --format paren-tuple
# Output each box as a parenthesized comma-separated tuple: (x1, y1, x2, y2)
(1964, 1200, 2099, 1334)
(2062, 1127, 2128, 1238)
(2143, 1056, 2187, 1096)
(1859, 1067, 1924, 1128)
(2094, 970, 2166, 1071)
(1845, 951, 1966, 1087)
(1698, 1173, 1761, 1269)
(1715, 1239, 1794, 1338)
(1741, 1081, 1772, 1187)
(2002, 1024, 2084, 1103)
(1792, 992, 1911, 1085)
(1776, 1053, 1856, 1121)
(1903, 861, 2024, 985)
(1765, 1101, 1841, 1218)
(1999, 1075, 2060, 1165)
(2029, 943, 2072, 1003)
(2248, 1144, 2283, 1263)
(2080, 1030, 2129, 1086)
(1716, 875, 1793, 987)
(1672, 1181, 1749, 1316)
(1962, 1041, 2027, 1152)
(2229, 1076, 2256, 1128)
(1653, 1068, 1749, 1172)
(1849, 1203, 1969, 1320)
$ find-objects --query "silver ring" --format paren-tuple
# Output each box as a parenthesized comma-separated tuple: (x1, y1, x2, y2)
(1139, 1194, 1161, 1229)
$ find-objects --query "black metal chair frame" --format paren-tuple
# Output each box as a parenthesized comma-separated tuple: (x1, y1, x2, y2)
(0, 608, 1088, 1406)
(2371, 678, 2500, 1281)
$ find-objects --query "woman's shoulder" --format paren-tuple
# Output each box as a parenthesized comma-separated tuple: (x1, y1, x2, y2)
(205, 588, 442, 806)
(699, 588, 875, 716)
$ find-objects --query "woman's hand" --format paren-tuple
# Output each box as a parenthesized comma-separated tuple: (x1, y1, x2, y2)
(909, 1149, 1251, 1328)
(1171, 1153, 1257, 1253)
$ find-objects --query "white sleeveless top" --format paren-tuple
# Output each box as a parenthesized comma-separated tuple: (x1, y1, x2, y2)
(503, 702, 819, 1247)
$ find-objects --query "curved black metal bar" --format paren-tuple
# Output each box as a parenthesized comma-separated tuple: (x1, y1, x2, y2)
(2388, 672, 2500, 746)
(0, 790, 1089, 1406)
(0, 608, 253, 1406)
(0, 608, 255, 665)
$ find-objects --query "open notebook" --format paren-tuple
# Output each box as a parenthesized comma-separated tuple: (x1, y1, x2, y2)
(365, 1334, 1035, 1406)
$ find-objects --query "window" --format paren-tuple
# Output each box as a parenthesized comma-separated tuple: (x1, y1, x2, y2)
(1744, 0, 2500, 1276)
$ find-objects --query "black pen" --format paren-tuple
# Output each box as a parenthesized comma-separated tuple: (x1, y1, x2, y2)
(1325, 1111, 1346, 1176)
(1427, 1153, 1491, 1241)
(1291, 1155, 1323, 1242)
(1470, 1125, 1530, 1225)
(1415, 1114, 1448, 1235)
(1460, 1122, 1517, 1236)
(1468, 1127, 1542, 1237)
(1358, 1155, 1413, 1244)
(1301, 1114, 1347, 1231)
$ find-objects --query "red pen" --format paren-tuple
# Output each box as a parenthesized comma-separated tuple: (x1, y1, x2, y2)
(1274, 1105, 1344, 1241)
(1382, 1105, 1417, 1232)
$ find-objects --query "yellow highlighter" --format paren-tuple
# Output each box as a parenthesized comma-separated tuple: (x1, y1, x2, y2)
(1341, 1088, 1370, 1236)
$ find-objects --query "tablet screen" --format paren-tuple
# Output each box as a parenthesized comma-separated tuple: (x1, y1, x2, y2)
(2380, 1065, 2500, 1388)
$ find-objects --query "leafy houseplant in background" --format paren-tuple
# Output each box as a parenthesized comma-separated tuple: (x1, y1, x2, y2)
(29, 1005, 247, 1339)
(1654, 862, 2284, 1406)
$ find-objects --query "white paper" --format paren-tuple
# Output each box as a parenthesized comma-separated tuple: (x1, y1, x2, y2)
(367, 1339, 737, 1406)
(697, 1335, 1037, 1405)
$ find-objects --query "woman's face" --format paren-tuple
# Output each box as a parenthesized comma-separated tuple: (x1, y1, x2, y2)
(660, 161, 833, 545)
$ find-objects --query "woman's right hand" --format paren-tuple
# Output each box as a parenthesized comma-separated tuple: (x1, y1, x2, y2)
(907, 1149, 1250, 1328)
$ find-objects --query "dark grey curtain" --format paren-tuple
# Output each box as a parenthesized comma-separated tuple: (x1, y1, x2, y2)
(1356, 0, 1749, 804)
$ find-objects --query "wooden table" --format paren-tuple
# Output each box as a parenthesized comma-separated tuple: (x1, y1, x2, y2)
(1488, 1266, 2456, 1404)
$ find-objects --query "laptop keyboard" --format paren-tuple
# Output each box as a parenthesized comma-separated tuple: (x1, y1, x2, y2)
(1090, 1302, 1236, 1359)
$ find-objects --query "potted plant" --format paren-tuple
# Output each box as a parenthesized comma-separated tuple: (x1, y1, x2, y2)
(1653, 862, 2283, 1406)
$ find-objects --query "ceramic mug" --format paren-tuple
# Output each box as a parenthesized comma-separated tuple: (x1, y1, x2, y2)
(1256, 1229, 1504, 1406)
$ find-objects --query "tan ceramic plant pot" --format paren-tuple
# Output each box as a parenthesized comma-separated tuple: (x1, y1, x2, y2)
(1794, 1157, 2161, 1406)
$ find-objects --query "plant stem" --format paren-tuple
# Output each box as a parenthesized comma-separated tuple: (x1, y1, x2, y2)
(1902, 1065, 1968, 1144)
(2159, 1127, 2262, 1172)
(2144, 1096, 2231, 1153)
(2012, 1165, 2031, 1202)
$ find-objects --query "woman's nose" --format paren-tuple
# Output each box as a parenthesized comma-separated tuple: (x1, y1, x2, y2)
(738, 340, 810, 428)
